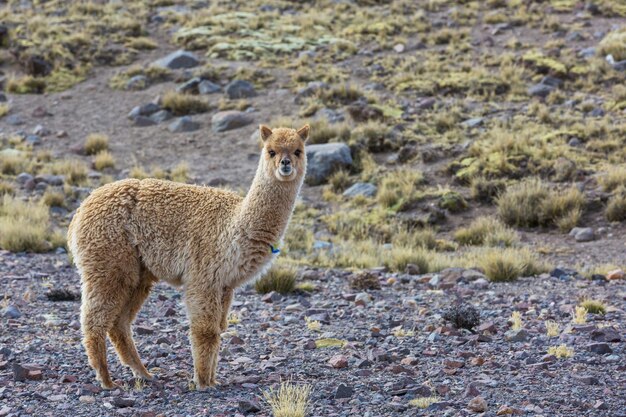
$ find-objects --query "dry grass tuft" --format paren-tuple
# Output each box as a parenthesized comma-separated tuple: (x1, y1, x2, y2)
(409, 396, 441, 409)
(84, 133, 109, 155)
(572, 306, 587, 324)
(162, 91, 210, 116)
(93, 151, 115, 171)
(263, 381, 312, 417)
(0, 195, 52, 252)
(497, 179, 584, 230)
(42, 191, 65, 207)
(580, 299, 606, 315)
(547, 344, 574, 359)
(255, 267, 297, 294)
(545, 320, 559, 337)
(606, 189, 626, 222)
(454, 216, 519, 247)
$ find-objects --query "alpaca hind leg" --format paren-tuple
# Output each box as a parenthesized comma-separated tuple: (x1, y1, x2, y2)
(108, 270, 156, 380)
(219, 286, 234, 333)
(186, 291, 222, 389)
(81, 284, 127, 389)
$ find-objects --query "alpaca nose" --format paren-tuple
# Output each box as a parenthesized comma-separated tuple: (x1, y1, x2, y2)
(281, 158, 291, 166)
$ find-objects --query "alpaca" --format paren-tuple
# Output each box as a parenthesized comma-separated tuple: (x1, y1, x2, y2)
(67, 124, 309, 389)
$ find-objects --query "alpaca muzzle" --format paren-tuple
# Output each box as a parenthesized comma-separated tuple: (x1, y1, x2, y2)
(279, 158, 292, 176)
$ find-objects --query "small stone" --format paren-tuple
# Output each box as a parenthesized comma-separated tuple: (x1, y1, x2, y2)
(262, 291, 281, 303)
(3, 305, 21, 319)
(60, 374, 78, 383)
(505, 329, 529, 342)
(528, 83, 554, 98)
(176, 77, 202, 94)
(464, 383, 481, 398)
(329, 354, 348, 369)
(238, 399, 261, 413)
(443, 359, 464, 369)
(133, 116, 157, 127)
(461, 117, 484, 128)
(79, 396, 95, 404)
(607, 269, 624, 280)
(126, 75, 148, 90)
(211, 111, 253, 132)
(416, 97, 436, 110)
(198, 80, 221, 95)
(393, 43, 405, 53)
(128, 103, 160, 119)
(135, 326, 154, 335)
(169, 116, 200, 133)
(354, 292, 370, 307)
(6, 115, 24, 125)
(587, 342, 612, 355)
(576, 375, 599, 385)
(342, 182, 377, 198)
(405, 263, 420, 275)
(149, 110, 173, 123)
(153, 50, 200, 69)
(113, 397, 135, 408)
(591, 327, 621, 343)
(574, 227, 594, 242)
(335, 383, 354, 399)
(16, 172, 34, 184)
(468, 396, 487, 412)
(225, 80, 256, 99)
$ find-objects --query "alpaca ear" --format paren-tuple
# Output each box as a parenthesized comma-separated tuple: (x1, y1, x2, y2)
(296, 124, 310, 142)
(260, 125, 273, 142)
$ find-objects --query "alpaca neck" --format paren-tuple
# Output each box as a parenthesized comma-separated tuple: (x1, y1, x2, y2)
(238, 161, 302, 247)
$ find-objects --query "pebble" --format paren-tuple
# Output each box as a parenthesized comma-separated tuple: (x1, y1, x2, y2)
(587, 342, 612, 354)
(607, 269, 624, 280)
(329, 354, 348, 369)
(3, 305, 21, 319)
(335, 383, 354, 399)
(468, 396, 488, 412)
(169, 116, 200, 133)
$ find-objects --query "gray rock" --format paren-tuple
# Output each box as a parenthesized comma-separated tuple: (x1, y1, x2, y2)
(0, 92, 6, 102)
(335, 383, 354, 399)
(133, 116, 157, 127)
(541, 76, 563, 88)
(343, 182, 377, 198)
(149, 110, 173, 123)
(3, 305, 21, 319)
(572, 227, 594, 242)
(613, 60, 626, 71)
(128, 103, 160, 119)
(588, 342, 612, 355)
(312, 241, 332, 250)
(576, 375, 599, 385)
(225, 80, 256, 99)
(153, 50, 200, 69)
(316, 108, 345, 123)
(5, 115, 24, 126)
(169, 116, 200, 133)
(305, 143, 353, 186)
(262, 291, 281, 303)
(238, 399, 262, 413)
(589, 108, 605, 117)
(25, 135, 41, 145)
(176, 77, 202, 94)
(416, 97, 437, 110)
(295, 81, 328, 103)
(33, 125, 50, 136)
(126, 75, 148, 90)
(112, 397, 135, 408)
(211, 111, 253, 132)
(568, 137, 581, 147)
(578, 47, 596, 59)
(35, 174, 64, 186)
(591, 327, 621, 342)
(505, 329, 529, 342)
(198, 80, 221, 94)
(528, 83, 554, 98)
(461, 117, 484, 128)
(16, 172, 34, 184)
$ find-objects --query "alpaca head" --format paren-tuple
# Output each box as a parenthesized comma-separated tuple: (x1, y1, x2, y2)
(259, 124, 309, 182)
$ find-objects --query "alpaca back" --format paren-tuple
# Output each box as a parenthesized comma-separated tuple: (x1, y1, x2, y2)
(69, 178, 243, 287)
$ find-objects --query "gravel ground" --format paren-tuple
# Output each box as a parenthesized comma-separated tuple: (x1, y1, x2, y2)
(1, 251, 625, 417)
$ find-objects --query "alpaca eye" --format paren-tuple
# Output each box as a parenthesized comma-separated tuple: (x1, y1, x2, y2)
(294, 149, 301, 157)
(268, 150, 276, 158)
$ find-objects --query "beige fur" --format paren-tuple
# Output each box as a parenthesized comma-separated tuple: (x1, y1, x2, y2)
(67, 125, 309, 389)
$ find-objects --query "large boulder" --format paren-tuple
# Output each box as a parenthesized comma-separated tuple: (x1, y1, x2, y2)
(212, 111, 253, 132)
(153, 50, 200, 69)
(224, 80, 256, 99)
(305, 143, 352, 186)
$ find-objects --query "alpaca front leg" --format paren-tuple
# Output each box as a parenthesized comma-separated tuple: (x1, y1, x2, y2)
(187, 294, 222, 388)
(219, 286, 234, 332)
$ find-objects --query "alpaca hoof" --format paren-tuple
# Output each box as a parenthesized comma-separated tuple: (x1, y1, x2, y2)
(100, 380, 117, 390)
(133, 371, 154, 381)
